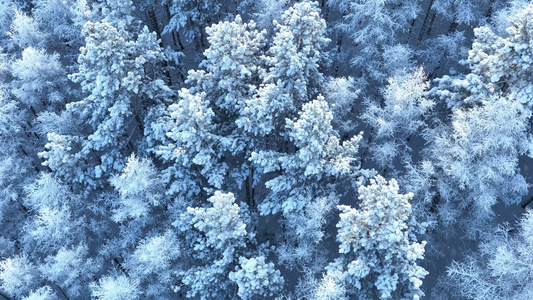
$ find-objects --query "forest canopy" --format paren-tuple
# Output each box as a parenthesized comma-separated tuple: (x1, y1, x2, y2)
(0, 0, 532, 299)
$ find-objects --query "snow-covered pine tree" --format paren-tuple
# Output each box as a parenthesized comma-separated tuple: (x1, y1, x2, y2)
(322, 76, 361, 135)
(431, 0, 495, 26)
(40, 243, 100, 298)
(432, 3, 533, 108)
(41, 0, 172, 190)
(0, 254, 41, 299)
(253, 97, 365, 216)
(123, 231, 181, 297)
(11, 47, 68, 107)
(229, 256, 284, 300)
(0, 0, 17, 49)
(174, 191, 281, 299)
(252, 97, 370, 272)
(238, 0, 330, 137)
(32, 0, 90, 50)
(148, 14, 266, 201)
(326, 175, 427, 300)
(148, 88, 227, 199)
(8, 10, 46, 50)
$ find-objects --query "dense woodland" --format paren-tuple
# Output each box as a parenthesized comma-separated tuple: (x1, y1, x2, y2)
(0, 0, 533, 299)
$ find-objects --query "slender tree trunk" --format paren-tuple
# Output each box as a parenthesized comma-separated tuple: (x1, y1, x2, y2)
(334, 34, 343, 77)
(175, 32, 185, 50)
(486, 0, 496, 19)
(147, 8, 161, 39)
(146, 7, 161, 39)
(245, 166, 255, 208)
(407, 18, 416, 40)
(429, 62, 442, 79)
(29, 106, 38, 117)
(425, 11, 437, 36)
(447, 21, 458, 34)
(52, 282, 70, 300)
(360, 130, 373, 169)
(164, 3, 185, 51)
(114, 257, 129, 277)
(430, 193, 441, 213)
(164, 3, 172, 21)
(418, 0, 435, 43)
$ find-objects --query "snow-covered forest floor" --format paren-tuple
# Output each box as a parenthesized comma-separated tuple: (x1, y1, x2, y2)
(1, 0, 533, 299)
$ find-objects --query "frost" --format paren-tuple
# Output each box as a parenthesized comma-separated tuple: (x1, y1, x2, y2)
(327, 175, 427, 299)
(0, 255, 39, 298)
(229, 256, 284, 299)
(90, 275, 141, 300)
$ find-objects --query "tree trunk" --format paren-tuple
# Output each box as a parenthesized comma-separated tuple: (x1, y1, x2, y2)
(334, 34, 343, 76)
(425, 11, 437, 36)
(418, 0, 435, 43)
(52, 282, 70, 300)
(245, 166, 255, 208)
(114, 257, 129, 277)
(486, 0, 496, 19)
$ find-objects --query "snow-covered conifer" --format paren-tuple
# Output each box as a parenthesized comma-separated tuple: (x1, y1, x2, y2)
(125, 231, 180, 283)
(149, 89, 226, 198)
(174, 191, 255, 298)
(327, 175, 427, 300)
(0, 87, 24, 155)
(312, 273, 348, 300)
(323, 76, 360, 135)
(431, 0, 493, 25)
(8, 10, 46, 49)
(188, 15, 266, 114)
(0, 0, 16, 49)
(173, 15, 267, 193)
(22, 286, 57, 300)
(23, 204, 83, 254)
(32, 0, 91, 50)
(252, 96, 370, 274)
(328, 0, 420, 80)
(248, 0, 289, 31)
(239, 0, 329, 136)
(277, 195, 337, 269)
(178, 191, 247, 261)
(41, 14, 171, 189)
(24, 173, 75, 210)
(418, 31, 468, 77)
(433, 3, 533, 108)
(229, 256, 284, 299)
(0, 155, 29, 231)
(253, 97, 365, 215)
